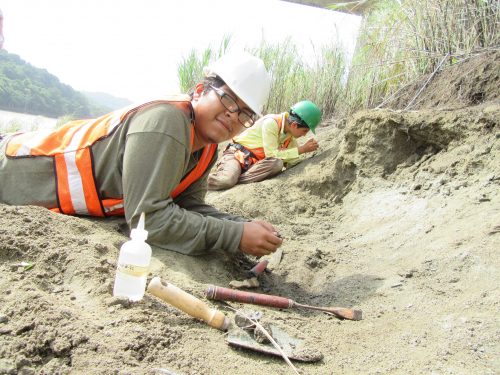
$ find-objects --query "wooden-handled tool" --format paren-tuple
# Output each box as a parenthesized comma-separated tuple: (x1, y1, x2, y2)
(147, 277, 230, 331)
(206, 285, 362, 321)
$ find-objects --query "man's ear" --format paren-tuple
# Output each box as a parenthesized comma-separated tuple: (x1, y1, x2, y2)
(192, 83, 205, 100)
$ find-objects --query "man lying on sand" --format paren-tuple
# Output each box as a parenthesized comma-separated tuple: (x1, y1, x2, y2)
(0, 52, 282, 257)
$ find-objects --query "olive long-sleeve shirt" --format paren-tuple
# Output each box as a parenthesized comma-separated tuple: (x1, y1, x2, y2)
(0, 103, 246, 255)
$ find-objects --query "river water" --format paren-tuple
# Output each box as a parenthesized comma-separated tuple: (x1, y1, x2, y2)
(0, 109, 57, 133)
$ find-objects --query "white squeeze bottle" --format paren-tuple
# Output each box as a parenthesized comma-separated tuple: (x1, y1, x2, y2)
(113, 212, 152, 301)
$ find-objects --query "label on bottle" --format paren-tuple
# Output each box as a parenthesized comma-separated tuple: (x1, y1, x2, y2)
(117, 263, 149, 277)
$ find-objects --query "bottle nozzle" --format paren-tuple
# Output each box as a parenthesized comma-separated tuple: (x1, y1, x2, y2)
(137, 212, 145, 231)
(131, 212, 148, 241)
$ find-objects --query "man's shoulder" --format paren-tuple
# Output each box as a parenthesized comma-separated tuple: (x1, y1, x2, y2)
(260, 113, 287, 131)
(259, 114, 280, 125)
(262, 112, 285, 120)
(128, 101, 191, 139)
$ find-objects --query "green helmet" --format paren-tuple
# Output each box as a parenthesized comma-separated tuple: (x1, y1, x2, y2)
(290, 101, 322, 134)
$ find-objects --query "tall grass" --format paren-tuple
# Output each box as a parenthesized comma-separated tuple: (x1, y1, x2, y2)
(177, 1, 498, 121)
(178, 35, 231, 93)
(253, 39, 346, 115)
(342, 0, 500, 113)
(177, 36, 347, 119)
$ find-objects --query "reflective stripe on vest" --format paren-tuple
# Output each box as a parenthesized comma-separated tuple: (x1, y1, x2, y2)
(6, 96, 217, 217)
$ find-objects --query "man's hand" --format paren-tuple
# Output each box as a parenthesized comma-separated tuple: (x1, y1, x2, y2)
(298, 138, 319, 154)
(239, 220, 283, 256)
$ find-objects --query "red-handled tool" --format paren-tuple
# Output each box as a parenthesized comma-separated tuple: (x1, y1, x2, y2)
(206, 285, 362, 321)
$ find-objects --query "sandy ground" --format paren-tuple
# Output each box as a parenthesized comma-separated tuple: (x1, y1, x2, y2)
(0, 52, 498, 375)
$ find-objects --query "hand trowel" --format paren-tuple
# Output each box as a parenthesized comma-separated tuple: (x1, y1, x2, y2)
(226, 324, 323, 362)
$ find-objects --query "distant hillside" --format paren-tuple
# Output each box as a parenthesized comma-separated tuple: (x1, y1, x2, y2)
(82, 91, 132, 111)
(0, 50, 126, 118)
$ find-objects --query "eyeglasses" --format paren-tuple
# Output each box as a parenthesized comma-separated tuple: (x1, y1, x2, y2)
(210, 85, 256, 128)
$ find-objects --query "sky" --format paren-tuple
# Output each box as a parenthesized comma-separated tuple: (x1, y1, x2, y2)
(0, 0, 361, 103)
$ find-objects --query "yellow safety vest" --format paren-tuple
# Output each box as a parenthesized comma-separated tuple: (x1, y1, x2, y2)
(232, 113, 291, 169)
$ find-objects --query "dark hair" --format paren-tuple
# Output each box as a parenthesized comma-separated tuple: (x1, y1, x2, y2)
(289, 111, 308, 129)
(188, 75, 226, 98)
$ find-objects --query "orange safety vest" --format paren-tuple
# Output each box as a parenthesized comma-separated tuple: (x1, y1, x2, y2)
(6, 96, 217, 217)
(233, 113, 292, 169)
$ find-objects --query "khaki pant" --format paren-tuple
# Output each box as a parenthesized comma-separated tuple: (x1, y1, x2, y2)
(208, 148, 283, 190)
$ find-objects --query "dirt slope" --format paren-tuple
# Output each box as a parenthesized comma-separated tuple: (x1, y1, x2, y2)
(0, 52, 498, 375)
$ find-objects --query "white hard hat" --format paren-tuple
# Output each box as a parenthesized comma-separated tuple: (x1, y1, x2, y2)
(203, 51, 271, 117)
